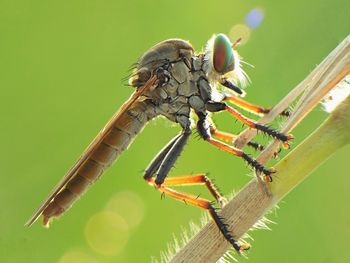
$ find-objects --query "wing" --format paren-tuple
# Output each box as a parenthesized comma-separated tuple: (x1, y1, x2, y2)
(25, 75, 158, 227)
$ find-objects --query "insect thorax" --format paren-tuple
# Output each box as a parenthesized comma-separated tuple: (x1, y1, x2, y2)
(129, 39, 216, 129)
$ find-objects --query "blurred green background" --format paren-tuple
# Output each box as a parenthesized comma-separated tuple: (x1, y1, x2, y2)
(1, 0, 349, 262)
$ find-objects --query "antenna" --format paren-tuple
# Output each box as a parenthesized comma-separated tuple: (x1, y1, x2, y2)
(232, 37, 242, 48)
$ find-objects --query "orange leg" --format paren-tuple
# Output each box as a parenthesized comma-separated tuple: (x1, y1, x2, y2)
(211, 128, 237, 142)
(225, 104, 263, 128)
(157, 174, 225, 206)
(196, 111, 275, 181)
(147, 177, 212, 209)
(205, 137, 275, 181)
(224, 95, 290, 117)
(224, 104, 293, 148)
(207, 138, 245, 156)
(145, 176, 250, 252)
(210, 127, 264, 151)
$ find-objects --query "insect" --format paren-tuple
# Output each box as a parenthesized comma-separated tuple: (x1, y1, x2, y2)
(26, 33, 292, 252)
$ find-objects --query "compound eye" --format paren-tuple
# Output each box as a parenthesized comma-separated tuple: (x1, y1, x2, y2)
(213, 34, 234, 74)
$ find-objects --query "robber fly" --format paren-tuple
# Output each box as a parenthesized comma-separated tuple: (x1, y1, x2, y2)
(26, 34, 292, 252)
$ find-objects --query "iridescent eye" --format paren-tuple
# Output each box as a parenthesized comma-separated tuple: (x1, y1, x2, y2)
(213, 34, 234, 74)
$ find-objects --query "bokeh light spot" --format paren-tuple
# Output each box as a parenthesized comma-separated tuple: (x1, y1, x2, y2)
(85, 211, 129, 256)
(58, 250, 97, 263)
(245, 8, 264, 29)
(229, 24, 251, 45)
(105, 191, 145, 228)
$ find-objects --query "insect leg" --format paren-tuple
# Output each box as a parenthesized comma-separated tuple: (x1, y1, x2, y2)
(153, 127, 191, 185)
(221, 80, 290, 117)
(144, 133, 182, 180)
(145, 177, 249, 252)
(210, 125, 264, 151)
(223, 94, 290, 117)
(160, 174, 225, 205)
(197, 112, 275, 181)
(206, 101, 293, 148)
(221, 80, 245, 95)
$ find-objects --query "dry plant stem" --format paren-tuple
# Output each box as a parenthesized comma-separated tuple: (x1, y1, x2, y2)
(234, 34, 350, 156)
(257, 35, 350, 164)
(170, 179, 273, 263)
(169, 35, 350, 263)
(171, 95, 350, 263)
(271, 95, 350, 198)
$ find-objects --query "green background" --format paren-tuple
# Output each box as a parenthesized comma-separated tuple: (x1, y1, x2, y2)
(1, 0, 349, 262)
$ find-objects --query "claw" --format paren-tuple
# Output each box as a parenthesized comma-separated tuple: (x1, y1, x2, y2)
(269, 167, 276, 174)
(273, 148, 282, 159)
(281, 109, 291, 117)
(239, 243, 251, 252)
(256, 144, 265, 151)
(263, 174, 273, 182)
(281, 134, 294, 149)
(287, 134, 294, 140)
(282, 141, 290, 149)
(262, 167, 275, 182)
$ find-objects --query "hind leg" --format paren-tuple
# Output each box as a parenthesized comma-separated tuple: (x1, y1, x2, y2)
(145, 175, 249, 252)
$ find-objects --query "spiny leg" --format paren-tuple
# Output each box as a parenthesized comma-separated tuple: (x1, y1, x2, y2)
(144, 116, 192, 185)
(210, 126, 264, 151)
(197, 112, 275, 181)
(154, 128, 191, 185)
(223, 94, 290, 117)
(143, 118, 247, 250)
(144, 129, 225, 205)
(145, 177, 250, 252)
(144, 133, 182, 180)
(160, 174, 226, 206)
(210, 123, 282, 158)
(220, 80, 290, 117)
(208, 139, 275, 181)
(206, 101, 293, 148)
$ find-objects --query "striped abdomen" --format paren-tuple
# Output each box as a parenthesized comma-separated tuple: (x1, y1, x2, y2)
(42, 100, 156, 225)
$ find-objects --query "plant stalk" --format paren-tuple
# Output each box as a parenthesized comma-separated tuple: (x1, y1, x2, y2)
(169, 35, 350, 263)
